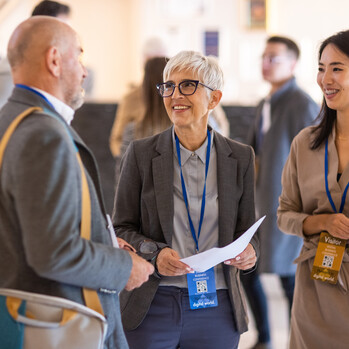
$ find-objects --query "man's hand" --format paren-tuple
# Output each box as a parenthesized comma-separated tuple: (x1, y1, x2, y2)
(125, 252, 154, 291)
(223, 243, 257, 270)
(156, 247, 193, 276)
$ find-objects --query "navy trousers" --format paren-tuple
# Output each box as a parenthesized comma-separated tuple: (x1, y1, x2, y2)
(125, 286, 240, 349)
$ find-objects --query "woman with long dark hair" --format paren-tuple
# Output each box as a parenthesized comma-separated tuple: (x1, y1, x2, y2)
(278, 30, 349, 348)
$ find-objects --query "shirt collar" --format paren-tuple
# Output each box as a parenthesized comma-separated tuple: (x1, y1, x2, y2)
(172, 127, 214, 165)
(32, 87, 75, 125)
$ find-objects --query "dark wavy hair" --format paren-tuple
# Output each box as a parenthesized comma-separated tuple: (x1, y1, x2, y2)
(311, 30, 349, 149)
(135, 57, 172, 138)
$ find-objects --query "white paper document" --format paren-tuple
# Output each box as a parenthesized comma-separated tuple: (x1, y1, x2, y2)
(106, 214, 119, 248)
(180, 216, 266, 272)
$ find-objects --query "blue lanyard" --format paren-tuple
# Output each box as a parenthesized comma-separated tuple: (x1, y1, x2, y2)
(16, 84, 55, 110)
(175, 129, 211, 252)
(325, 138, 349, 213)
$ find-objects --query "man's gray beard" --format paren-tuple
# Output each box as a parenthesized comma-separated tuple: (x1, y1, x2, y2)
(71, 90, 85, 111)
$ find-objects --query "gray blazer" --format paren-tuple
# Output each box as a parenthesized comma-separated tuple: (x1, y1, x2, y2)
(113, 127, 258, 334)
(0, 87, 132, 349)
(249, 77, 319, 275)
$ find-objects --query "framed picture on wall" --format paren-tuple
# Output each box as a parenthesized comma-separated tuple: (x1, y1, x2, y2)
(204, 31, 219, 57)
(247, 0, 267, 29)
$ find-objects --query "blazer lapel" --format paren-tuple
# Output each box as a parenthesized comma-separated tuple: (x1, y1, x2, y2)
(152, 129, 174, 245)
(215, 133, 238, 247)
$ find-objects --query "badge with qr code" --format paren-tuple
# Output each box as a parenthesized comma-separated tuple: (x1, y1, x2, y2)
(311, 231, 346, 284)
(187, 267, 218, 310)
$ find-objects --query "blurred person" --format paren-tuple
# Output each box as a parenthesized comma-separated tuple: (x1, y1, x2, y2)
(0, 0, 72, 110)
(119, 56, 172, 157)
(209, 103, 230, 137)
(0, 16, 153, 348)
(241, 36, 319, 349)
(114, 56, 172, 187)
(113, 50, 258, 349)
(31, 0, 70, 20)
(32, 0, 95, 97)
(0, 56, 13, 108)
(109, 37, 168, 158)
(278, 29, 349, 349)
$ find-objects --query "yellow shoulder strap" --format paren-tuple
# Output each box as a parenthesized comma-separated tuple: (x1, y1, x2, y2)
(0, 107, 42, 168)
(0, 107, 104, 316)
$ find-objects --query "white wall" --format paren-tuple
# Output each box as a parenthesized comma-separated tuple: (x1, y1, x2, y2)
(1, 0, 349, 104)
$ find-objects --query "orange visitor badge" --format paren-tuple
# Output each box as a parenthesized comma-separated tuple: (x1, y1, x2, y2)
(311, 232, 346, 284)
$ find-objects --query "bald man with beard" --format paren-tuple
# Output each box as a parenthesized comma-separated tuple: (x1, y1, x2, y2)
(0, 16, 154, 349)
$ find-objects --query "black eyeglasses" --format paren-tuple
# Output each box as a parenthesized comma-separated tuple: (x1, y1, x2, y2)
(156, 79, 214, 98)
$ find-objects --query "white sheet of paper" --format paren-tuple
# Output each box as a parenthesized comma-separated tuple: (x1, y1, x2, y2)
(106, 214, 119, 248)
(180, 216, 265, 272)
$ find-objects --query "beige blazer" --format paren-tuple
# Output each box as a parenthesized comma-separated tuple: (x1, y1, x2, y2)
(277, 126, 349, 349)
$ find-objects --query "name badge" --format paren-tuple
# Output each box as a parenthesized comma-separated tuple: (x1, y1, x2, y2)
(187, 267, 218, 310)
(311, 231, 346, 284)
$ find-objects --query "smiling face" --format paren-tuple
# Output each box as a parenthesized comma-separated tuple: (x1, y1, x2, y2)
(317, 43, 349, 115)
(163, 70, 220, 136)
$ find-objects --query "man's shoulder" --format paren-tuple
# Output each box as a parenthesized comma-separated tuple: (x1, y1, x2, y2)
(0, 104, 71, 146)
(274, 82, 319, 120)
(286, 82, 317, 106)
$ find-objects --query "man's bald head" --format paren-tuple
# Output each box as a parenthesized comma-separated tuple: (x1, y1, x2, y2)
(7, 15, 87, 110)
(8, 16, 74, 70)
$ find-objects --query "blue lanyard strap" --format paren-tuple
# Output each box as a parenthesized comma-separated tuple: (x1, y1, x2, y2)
(175, 129, 211, 252)
(325, 138, 349, 213)
(16, 84, 55, 110)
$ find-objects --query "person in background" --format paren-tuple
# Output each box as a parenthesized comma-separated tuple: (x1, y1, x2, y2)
(109, 37, 168, 158)
(31, 0, 70, 20)
(31, 0, 95, 97)
(119, 56, 172, 157)
(241, 36, 319, 349)
(113, 56, 172, 187)
(0, 1, 72, 110)
(278, 29, 349, 349)
(113, 50, 258, 349)
(0, 16, 154, 348)
(0, 56, 13, 109)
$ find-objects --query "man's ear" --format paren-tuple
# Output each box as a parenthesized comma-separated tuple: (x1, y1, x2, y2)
(46, 46, 61, 77)
(208, 90, 223, 110)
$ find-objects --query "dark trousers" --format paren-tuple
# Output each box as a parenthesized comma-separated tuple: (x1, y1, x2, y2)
(125, 286, 240, 349)
(240, 270, 295, 343)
